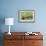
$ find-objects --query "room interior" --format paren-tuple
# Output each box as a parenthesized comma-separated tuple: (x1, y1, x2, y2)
(0, 0, 46, 46)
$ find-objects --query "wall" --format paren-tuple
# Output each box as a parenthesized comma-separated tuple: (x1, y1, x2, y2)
(0, 0, 46, 46)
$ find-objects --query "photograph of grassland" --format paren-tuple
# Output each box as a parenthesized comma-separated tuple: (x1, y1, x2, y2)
(21, 11, 33, 20)
(19, 10, 35, 23)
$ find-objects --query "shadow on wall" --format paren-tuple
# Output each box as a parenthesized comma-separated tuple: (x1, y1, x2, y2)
(0, 16, 5, 46)
(0, 16, 5, 31)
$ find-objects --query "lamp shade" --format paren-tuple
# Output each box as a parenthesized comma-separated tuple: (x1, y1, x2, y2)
(5, 18, 14, 25)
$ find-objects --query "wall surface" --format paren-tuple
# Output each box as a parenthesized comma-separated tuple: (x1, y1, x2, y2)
(0, 0, 46, 32)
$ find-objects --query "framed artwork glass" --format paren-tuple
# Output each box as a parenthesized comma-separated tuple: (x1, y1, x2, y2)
(18, 10, 35, 23)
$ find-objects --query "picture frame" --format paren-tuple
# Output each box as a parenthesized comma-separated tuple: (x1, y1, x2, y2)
(18, 10, 35, 23)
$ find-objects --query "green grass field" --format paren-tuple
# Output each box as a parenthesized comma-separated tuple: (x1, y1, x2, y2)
(21, 11, 33, 20)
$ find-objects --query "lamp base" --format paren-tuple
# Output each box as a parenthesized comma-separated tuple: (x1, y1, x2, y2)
(8, 32, 11, 35)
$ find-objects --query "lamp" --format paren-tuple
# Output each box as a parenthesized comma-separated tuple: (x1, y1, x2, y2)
(5, 18, 14, 35)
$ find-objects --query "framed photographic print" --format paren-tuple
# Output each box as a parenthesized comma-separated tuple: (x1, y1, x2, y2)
(18, 10, 35, 23)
